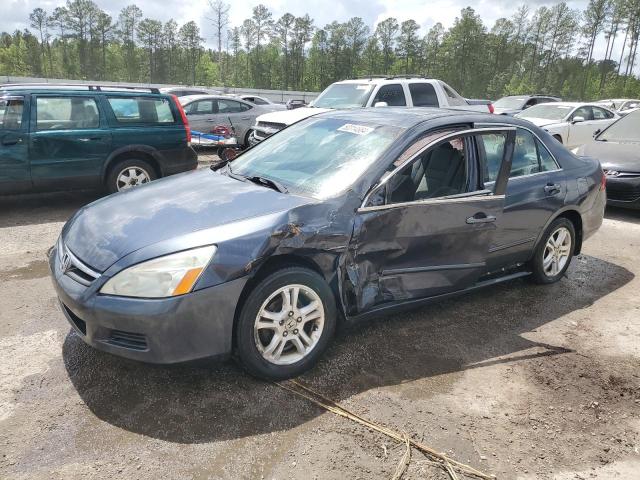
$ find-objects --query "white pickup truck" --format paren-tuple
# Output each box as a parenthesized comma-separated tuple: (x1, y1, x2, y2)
(248, 77, 493, 145)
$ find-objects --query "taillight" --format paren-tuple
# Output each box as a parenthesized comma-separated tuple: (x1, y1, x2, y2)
(600, 170, 606, 191)
(172, 94, 191, 144)
(488, 103, 495, 114)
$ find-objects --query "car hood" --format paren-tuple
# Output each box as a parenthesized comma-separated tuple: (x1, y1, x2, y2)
(580, 140, 640, 173)
(62, 169, 312, 272)
(256, 107, 331, 126)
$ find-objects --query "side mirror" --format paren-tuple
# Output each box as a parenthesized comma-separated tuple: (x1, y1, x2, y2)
(572, 116, 585, 124)
(593, 129, 601, 137)
(221, 148, 238, 162)
(374, 101, 388, 108)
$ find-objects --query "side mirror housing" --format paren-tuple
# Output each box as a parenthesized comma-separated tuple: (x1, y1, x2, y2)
(572, 116, 585, 124)
(374, 101, 389, 108)
(593, 129, 601, 137)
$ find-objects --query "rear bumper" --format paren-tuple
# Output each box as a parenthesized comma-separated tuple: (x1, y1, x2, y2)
(49, 245, 247, 364)
(582, 187, 607, 242)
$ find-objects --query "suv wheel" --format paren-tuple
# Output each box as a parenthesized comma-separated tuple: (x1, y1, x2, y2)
(107, 159, 156, 193)
(235, 267, 337, 380)
(530, 217, 575, 284)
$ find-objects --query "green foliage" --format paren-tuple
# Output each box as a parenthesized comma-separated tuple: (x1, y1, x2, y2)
(2, 1, 640, 100)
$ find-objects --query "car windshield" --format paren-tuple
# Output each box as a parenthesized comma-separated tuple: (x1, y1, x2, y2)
(494, 97, 526, 109)
(517, 104, 573, 121)
(230, 117, 403, 199)
(597, 109, 640, 142)
(312, 84, 374, 109)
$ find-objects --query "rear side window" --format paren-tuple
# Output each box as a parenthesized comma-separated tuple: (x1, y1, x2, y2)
(107, 97, 175, 124)
(218, 99, 251, 113)
(187, 100, 216, 114)
(510, 129, 559, 177)
(477, 133, 506, 184)
(537, 139, 559, 171)
(0, 96, 24, 130)
(409, 83, 439, 107)
(373, 84, 406, 106)
(36, 96, 99, 130)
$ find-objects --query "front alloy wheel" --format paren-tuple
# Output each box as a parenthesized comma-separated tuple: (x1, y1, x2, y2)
(236, 267, 337, 380)
(254, 284, 325, 365)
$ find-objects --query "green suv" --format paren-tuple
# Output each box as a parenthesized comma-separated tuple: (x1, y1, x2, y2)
(0, 84, 197, 195)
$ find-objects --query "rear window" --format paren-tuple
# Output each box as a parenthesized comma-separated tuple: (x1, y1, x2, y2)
(0, 96, 24, 130)
(107, 96, 175, 124)
(36, 96, 99, 130)
(409, 83, 439, 107)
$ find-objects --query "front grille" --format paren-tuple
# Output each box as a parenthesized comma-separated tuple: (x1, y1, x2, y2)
(62, 303, 86, 335)
(607, 182, 640, 202)
(108, 330, 149, 351)
(257, 121, 286, 131)
(58, 242, 100, 286)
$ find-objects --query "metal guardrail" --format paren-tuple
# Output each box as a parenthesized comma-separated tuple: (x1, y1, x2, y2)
(0, 76, 319, 103)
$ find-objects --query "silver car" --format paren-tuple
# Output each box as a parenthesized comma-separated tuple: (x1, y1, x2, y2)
(179, 95, 281, 146)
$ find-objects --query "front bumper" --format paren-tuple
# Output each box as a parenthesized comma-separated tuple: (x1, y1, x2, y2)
(605, 175, 640, 209)
(49, 245, 247, 364)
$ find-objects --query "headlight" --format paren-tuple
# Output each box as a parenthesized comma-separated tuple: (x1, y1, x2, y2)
(100, 245, 217, 298)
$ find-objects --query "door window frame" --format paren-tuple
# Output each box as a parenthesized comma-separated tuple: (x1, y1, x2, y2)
(359, 127, 516, 211)
(33, 94, 102, 131)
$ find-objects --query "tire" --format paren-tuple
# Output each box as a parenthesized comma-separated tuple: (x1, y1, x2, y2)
(106, 158, 156, 194)
(235, 267, 337, 380)
(244, 130, 253, 148)
(530, 217, 575, 284)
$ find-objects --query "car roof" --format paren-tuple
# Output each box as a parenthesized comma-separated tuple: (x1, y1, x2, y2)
(179, 94, 248, 103)
(311, 107, 518, 129)
(0, 84, 163, 96)
(335, 77, 441, 85)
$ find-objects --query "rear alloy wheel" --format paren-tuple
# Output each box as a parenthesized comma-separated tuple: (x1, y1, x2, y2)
(236, 267, 336, 380)
(530, 217, 575, 284)
(107, 159, 156, 193)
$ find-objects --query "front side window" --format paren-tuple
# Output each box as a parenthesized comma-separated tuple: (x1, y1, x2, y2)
(571, 106, 593, 121)
(36, 96, 99, 130)
(592, 107, 613, 119)
(188, 100, 215, 115)
(373, 84, 407, 107)
(108, 97, 175, 124)
(409, 83, 438, 107)
(0, 96, 24, 130)
(386, 136, 469, 204)
(231, 117, 403, 199)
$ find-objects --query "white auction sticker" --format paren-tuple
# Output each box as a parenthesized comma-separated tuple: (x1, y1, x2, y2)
(337, 124, 374, 135)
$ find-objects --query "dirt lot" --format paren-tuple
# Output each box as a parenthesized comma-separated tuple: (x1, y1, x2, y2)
(1, 169, 639, 479)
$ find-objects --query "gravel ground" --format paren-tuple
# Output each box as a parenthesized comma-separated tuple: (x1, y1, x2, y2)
(0, 167, 639, 479)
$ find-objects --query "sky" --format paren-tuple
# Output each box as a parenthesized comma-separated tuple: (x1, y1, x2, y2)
(2, 0, 631, 71)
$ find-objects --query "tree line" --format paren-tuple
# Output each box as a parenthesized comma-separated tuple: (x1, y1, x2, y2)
(1, 0, 640, 100)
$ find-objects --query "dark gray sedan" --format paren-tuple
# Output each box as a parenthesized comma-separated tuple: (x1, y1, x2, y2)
(50, 108, 606, 379)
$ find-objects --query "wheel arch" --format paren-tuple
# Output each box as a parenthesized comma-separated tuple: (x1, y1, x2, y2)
(103, 145, 164, 183)
(231, 253, 342, 352)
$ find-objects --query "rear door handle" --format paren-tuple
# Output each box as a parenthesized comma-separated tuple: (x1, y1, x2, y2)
(78, 137, 102, 142)
(544, 183, 561, 195)
(1, 137, 21, 146)
(466, 213, 496, 224)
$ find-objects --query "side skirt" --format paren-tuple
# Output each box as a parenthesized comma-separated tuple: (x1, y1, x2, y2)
(345, 270, 531, 323)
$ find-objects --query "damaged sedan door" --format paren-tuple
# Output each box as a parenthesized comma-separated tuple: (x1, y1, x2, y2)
(347, 127, 515, 314)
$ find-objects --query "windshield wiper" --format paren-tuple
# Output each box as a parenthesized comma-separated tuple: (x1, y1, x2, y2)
(246, 175, 289, 194)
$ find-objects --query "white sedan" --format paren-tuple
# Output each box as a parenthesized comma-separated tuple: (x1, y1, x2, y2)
(515, 102, 619, 149)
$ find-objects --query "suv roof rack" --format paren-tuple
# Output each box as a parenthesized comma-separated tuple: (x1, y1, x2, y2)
(0, 83, 161, 94)
(351, 75, 435, 81)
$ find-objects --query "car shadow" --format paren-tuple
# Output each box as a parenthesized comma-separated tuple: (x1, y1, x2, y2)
(0, 190, 102, 228)
(605, 206, 640, 225)
(63, 254, 633, 444)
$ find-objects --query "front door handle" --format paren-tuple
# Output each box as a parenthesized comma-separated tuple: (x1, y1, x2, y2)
(544, 183, 561, 195)
(240, 116, 251, 120)
(466, 213, 496, 224)
(1, 136, 21, 146)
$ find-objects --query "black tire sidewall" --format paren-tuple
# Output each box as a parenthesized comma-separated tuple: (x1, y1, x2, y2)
(106, 158, 156, 194)
(236, 267, 337, 380)
(531, 217, 575, 284)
